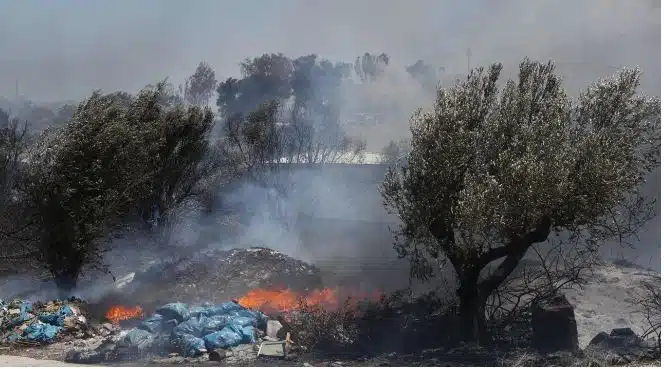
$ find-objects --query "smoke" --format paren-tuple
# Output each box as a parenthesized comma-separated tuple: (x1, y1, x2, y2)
(0, 0, 659, 301)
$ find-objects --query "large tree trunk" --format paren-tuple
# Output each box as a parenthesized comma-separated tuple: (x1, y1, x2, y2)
(457, 272, 490, 345)
(53, 272, 78, 299)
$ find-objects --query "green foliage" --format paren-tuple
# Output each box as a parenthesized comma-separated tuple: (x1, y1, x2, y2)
(381, 58, 660, 342)
(184, 62, 217, 106)
(19, 82, 214, 293)
(217, 53, 365, 168)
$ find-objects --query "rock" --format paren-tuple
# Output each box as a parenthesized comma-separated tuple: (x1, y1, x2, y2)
(208, 348, 228, 361)
(611, 327, 636, 337)
(588, 331, 609, 346)
(266, 320, 284, 339)
(530, 294, 579, 353)
(303, 363, 312, 367)
(585, 326, 651, 358)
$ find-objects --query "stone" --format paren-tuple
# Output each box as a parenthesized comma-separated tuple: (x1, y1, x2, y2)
(585, 326, 650, 358)
(530, 294, 579, 353)
(611, 327, 636, 337)
(588, 331, 609, 346)
(266, 320, 284, 339)
(208, 348, 228, 361)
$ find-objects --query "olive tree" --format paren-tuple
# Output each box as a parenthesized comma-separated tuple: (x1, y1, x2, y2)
(20, 83, 214, 295)
(381, 59, 660, 344)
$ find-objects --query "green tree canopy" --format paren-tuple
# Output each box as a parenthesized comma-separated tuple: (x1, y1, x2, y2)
(19, 82, 214, 294)
(381, 59, 660, 344)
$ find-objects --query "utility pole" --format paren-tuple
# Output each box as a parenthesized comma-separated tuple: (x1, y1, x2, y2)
(15, 80, 18, 99)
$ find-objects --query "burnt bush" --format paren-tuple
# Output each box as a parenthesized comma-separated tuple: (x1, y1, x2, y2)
(285, 298, 359, 354)
(286, 288, 540, 358)
(285, 290, 460, 357)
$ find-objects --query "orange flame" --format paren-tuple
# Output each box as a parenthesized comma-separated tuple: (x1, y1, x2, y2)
(237, 287, 382, 314)
(105, 305, 144, 324)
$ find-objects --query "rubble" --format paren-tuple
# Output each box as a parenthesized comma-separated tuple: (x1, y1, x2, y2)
(584, 327, 659, 363)
(0, 297, 91, 344)
(100, 247, 324, 311)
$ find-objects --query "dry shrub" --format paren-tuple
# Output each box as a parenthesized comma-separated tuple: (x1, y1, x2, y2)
(629, 277, 661, 351)
(485, 241, 598, 348)
(284, 297, 359, 353)
(283, 290, 458, 356)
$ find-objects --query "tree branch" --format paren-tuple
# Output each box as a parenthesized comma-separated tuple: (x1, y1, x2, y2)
(478, 217, 552, 298)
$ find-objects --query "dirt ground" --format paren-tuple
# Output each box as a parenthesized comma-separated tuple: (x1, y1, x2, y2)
(0, 354, 85, 366)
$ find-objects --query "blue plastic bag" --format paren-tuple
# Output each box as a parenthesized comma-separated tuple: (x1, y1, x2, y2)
(39, 313, 64, 327)
(20, 302, 33, 314)
(163, 318, 179, 332)
(124, 328, 154, 350)
(173, 316, 203, 338)
(240, 325, 256, 344)
(4, 301, 34, 329)
(177, 333, 206, 357)
(188, 306, 207, 318)
(58, 305, 73, 317)
(156, 303, 190, 323)
(229, 316, 256, 328)
(199, 315, 230, 336)
(6, 312, 31, 329)
(39, 304, 75, 327)
(203, 327, 243, 350)
(229, 309, 267, 326)
(23, 323, 62, 343)
(207, 302, 242, 316)
(138, 314, 164, 333)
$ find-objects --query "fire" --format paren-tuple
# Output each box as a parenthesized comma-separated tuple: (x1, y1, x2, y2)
(105, 305, 144, 324)
(237, 287, 382, 314)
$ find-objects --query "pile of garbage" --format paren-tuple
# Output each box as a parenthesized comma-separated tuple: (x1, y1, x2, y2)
(118, 301, 268, 358)
(0, 298, 89, 344)
(100, 247, 324, 311)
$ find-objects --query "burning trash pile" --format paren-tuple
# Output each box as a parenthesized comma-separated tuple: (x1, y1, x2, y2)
(102, 247, 325, 311)
(0, 297, 90, 344)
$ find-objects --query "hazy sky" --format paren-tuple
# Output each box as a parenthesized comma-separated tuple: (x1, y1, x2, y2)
(0, 0, 660, 101)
